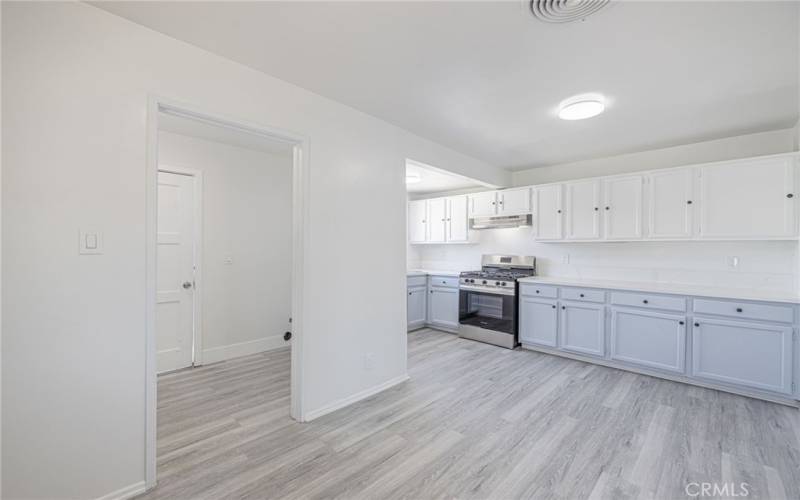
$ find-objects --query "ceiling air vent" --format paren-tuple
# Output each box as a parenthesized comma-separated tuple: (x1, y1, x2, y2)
(529, 0, 610, 24)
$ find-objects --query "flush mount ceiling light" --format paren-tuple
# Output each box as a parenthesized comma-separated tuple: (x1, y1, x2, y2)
(558, 94, 606, 120)
(406, 172, 421, 184)
(530, 0, 610, 24)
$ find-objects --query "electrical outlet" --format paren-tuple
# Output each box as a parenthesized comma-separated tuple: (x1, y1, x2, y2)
(364, 352, 375, 370)
(727, 256, 739, 269)
(224, 255, 234, 265)
(562, 254, 570, 264)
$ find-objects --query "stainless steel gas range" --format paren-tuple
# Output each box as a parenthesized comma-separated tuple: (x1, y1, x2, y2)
(458, 254, 536, 349)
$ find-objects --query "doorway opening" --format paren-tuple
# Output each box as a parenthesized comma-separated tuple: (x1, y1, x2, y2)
(145, 98, 308, 490)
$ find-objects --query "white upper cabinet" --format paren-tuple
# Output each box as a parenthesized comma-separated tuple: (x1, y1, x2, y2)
(408, 199, 428, 243)
(447, 195, 469, 243)
(414, 154, 799, 244)
(409, 195, 471, 244)
(564, 179, 601, 240)
(498, 188, 531, 215)
(469, 191, 498, 217)
(427, 198, 447, 243)
(535, 184, 564, 240)
(603, 175, 643, 240)
(647, 168, 694, 239)
(698, 156, 797, 240)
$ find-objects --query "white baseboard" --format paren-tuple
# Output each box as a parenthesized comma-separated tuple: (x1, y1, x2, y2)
(96, 481, 147, 500)
(303, 373, 410, 421)
(202, 335, 288, 364)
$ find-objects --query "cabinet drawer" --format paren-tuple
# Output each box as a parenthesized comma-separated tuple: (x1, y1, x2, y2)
(560, 287, 605, 303)
(407, 275, 427, 287)
(429, 275, 459, 288)
(520, 284, 558, 298)
(693, 298, 793, 324)
(610, 291, 686, 312)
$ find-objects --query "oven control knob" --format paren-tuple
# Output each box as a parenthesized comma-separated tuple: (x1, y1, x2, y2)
(495, 281, 501, 286)
(501, 282, 506, 286)
(482, 280, 487, 284)
(469, 279, 474, 283)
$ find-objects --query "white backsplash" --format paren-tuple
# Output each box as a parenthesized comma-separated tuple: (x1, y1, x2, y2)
(409, 226, 799, 294)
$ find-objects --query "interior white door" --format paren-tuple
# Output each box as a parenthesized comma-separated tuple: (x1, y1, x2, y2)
(603, 175, 643, 240)
(498, 188, 531, 215)
(447, 195, 469, 242)
(565, 179, 601, 240)
(157, 171, 196, 373)
(427, 198, 447, 243)
(408, 199, 428, 243)
(469, 191, 497, 217)
(698, 157, 797, 239)
(647, 168, 694, 239)
(535, 184, 563, 240)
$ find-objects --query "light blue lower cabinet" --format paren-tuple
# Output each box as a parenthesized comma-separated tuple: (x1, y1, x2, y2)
(692, 317, 794, 395)
(428, 286, 460, 330)
(516, 282, 800, 401)
(610, 308, 686, 373)
(407, 285, 427, 331)
(559, 301, 605, 357)
(519, 297, 558, 347)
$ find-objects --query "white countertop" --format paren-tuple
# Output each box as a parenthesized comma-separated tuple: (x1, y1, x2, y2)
(517, 276, 800, 305)
(407, 269, 461, 277)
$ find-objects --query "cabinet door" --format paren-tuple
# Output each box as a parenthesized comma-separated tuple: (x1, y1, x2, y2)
(692, 318, 793, 394)
(469, 191, 497, 217)
(603, 175, 643, 240)
(447, 195, 469, 242)
(407, 286, 427, 331)
(498, 188, 531, 215)
(534, 184, 563, 240)
(647, 168, 694, 239)
(698, 157, 796, 239)
(565, 179, 601, 240)
(559, 301, 605, 356)
(519, 297, 558, 347)
(408, 200, 428, 243)
(428, 287, 460, 330)
(610, 308, 686, 373)
(427, 198, 447, 243)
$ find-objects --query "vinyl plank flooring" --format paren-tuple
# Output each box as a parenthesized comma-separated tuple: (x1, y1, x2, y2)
(137, 328, 800, 500)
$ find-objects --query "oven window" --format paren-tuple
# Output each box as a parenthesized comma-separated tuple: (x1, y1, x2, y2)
(459, 289, 516, 334)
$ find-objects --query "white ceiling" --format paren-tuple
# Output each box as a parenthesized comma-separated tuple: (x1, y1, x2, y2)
(406, 160, 488, 194)
(159, 112, 294, 155)
(97, 1, 799, 170)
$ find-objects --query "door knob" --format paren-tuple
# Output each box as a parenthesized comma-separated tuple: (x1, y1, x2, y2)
(182, 281, 193, 289)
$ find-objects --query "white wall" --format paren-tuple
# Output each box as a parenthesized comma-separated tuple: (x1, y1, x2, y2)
(1, 3, 508, 498)
(511, 128, 797, 186)
(158, 131, 292, 361)
(411, 130, 800, 294)
(411, 229, 797, 294)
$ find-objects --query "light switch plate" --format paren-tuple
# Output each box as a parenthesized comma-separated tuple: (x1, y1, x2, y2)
(79, 230, 103, 255)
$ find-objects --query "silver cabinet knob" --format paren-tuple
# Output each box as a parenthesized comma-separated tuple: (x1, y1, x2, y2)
(182, 281, 192, 289)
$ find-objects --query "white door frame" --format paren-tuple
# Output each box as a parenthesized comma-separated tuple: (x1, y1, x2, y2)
(145, 95, 309, 490)
(157, 165, 204, 367)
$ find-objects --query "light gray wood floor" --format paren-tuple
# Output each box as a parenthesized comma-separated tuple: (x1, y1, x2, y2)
(141, 328, 800, 500)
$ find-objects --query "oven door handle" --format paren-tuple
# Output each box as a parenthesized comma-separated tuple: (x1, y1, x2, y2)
(459, 284, 515, 296)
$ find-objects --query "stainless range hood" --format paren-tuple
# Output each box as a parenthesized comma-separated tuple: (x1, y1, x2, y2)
(469, 214, 532, 230)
